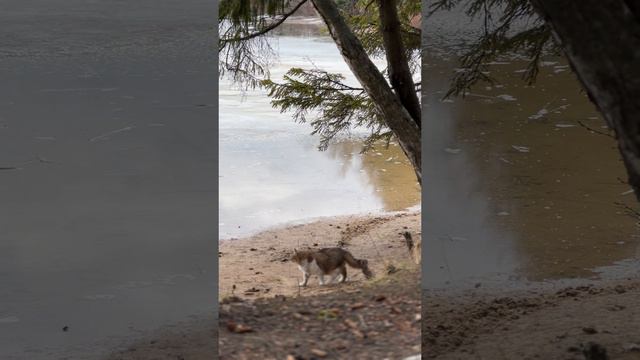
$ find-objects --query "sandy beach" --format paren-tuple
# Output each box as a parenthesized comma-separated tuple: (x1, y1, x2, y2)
(218, 211, 422, 359)
(106, 211, 422, 359)
(219, 211, 421, 300)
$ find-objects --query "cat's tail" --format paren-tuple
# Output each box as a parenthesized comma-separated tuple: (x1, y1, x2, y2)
(344, 251, 374, 279)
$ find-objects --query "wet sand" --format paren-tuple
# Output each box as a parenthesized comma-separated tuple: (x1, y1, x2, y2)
(425, 264, 640, 359)
(0, 1, 217, 358)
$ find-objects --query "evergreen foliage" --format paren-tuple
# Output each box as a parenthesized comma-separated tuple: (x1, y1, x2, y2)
(427, 0, 560, 97)
(219, 0, 420, 151)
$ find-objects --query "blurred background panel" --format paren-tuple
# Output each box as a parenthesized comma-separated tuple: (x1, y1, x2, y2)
(0, 1, 218, 358)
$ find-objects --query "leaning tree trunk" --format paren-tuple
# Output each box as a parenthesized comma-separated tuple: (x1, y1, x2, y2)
(377, 0, 422, 128)
(530, 0, 640, 201)
(311, 0, 422, 185)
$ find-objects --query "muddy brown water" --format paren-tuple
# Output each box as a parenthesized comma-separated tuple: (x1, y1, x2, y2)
(423, 8, 640, 287)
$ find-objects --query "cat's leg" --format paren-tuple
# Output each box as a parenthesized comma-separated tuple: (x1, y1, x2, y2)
(339, 264, 347, 283)
(299, 272, 309, 287)
(329, 269, 340, 284)
(318, 274, 325, 286)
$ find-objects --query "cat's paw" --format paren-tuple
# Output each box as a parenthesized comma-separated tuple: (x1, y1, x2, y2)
(298, 282, 307, 287)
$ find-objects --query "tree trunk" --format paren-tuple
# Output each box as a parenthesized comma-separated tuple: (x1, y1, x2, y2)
(530, 0, 640, 200)
(311, 0, 422, 184)
(377, 0, 422, 128)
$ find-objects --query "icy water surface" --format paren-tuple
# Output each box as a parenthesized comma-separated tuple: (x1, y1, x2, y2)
(219, 30, 421, 239)
(0, 1, 217, 358)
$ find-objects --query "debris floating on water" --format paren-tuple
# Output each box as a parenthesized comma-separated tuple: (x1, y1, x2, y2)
(512, 145, 530, 153)
(496, 94, 517, 101)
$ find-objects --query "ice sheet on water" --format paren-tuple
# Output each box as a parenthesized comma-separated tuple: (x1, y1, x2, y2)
(496, 94, 517, 101)
(512, 145, 530, 153)
(529, 108, 549, 120)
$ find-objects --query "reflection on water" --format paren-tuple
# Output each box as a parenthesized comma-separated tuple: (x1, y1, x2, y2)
(219, 25, 420, 239)
(424, 32, 640, 284)
(455, 60, 640, 281)
(326, 140, 421, 211)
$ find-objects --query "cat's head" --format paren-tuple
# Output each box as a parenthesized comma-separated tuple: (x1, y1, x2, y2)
(290, 248, 311, 264)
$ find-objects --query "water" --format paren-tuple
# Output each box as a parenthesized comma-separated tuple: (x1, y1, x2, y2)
(0, 1, 217, 358)
(423, 6, 640, 288)
(219, 30, 421, 239)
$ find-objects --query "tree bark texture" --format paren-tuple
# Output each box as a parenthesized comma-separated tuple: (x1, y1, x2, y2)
(311, 0, 422, 184)
(377, 0, 422, 127)
(530, 0, 640, 200)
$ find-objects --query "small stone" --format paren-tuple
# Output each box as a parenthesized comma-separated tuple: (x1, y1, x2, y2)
(226, 321, 253, 334)
(351, 328, 365, 339)
(344, 319, 358, 329)
(310, 349, 328, 358)
(374, 295, 386, 302)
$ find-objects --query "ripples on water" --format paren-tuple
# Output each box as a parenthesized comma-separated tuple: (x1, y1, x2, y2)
(423, 7, 640, 286)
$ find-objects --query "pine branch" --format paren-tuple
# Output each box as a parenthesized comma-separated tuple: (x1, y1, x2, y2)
(220, 0, 309, 45)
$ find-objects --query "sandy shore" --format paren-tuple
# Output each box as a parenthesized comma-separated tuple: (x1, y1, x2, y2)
(219, 211, 422, 300)
(105, 211, 421, 359)
(425, 274, 640, 359)
(106, 210, 640, 359)
(218, 211, 422, 359)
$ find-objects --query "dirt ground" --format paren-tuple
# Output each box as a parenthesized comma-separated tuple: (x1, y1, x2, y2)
(106, 209, 640, 360)
(220, 268, 421, 360)
(218, 211, 421, 300)
(218, 211, 422, 360)
(107, 211, 422, 359)
(425, 278, 640, 359)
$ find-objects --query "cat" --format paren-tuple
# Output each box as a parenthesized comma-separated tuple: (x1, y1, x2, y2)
(403, 231, 421, 265)
(291, 247, 373, 287)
